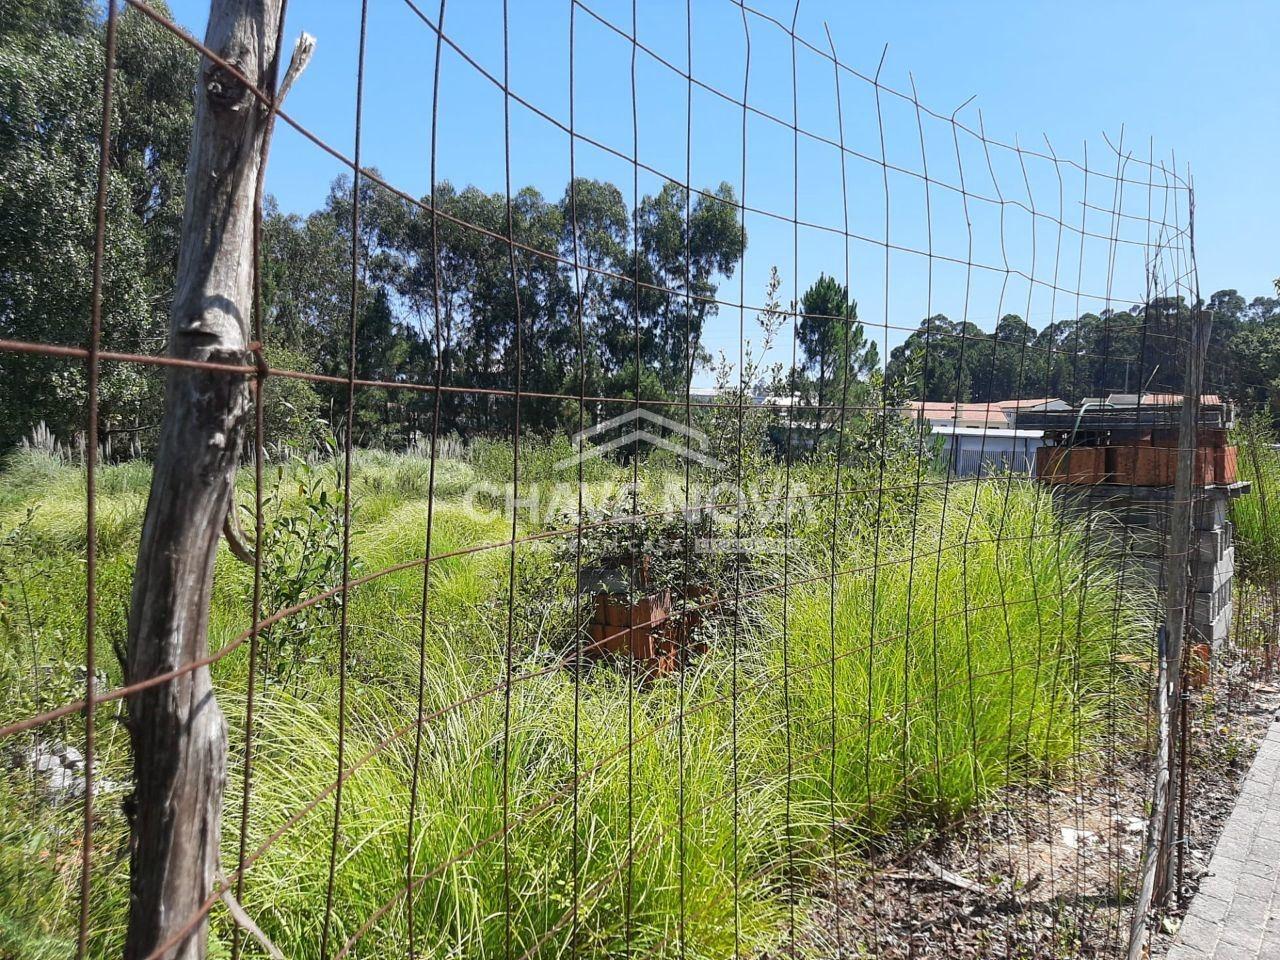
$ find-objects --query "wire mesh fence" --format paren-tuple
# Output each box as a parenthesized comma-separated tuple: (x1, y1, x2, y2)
(1, 1, 1279, 959)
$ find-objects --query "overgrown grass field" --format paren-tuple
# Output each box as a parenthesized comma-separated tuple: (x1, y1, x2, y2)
(0, 442, 1156, 959)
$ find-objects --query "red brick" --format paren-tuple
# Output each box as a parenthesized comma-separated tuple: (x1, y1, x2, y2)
(1215, 446, 1238, 484)
(1037, 446, 1109, 484)
(1154, 427, 1228, 448)
(1109, 446, 1176, 486)
(1107, 445, 1216, 487)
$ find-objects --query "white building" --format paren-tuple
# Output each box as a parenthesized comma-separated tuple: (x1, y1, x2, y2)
(906, 398, 1068, 477)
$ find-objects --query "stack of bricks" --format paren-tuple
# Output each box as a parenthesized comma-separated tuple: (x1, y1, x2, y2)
(1038, 430, 1244, 650)
(1047, 481, 1241, 650)
(1034, 428, 1238, 487)
(586, 585, 712, 678)
(1020, 396, 1250, 655)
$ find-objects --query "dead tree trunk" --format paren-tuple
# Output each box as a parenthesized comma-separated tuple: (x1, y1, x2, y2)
(125, 3, 282, 958)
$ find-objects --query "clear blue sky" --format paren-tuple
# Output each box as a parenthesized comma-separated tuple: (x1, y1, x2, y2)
(167, 0, 1279, 376)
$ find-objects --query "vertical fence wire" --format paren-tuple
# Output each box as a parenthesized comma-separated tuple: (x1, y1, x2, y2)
(823, 26, 851, 955)
(868, 42, 897, 957)
(405, 3, 451, 955)
(566, 5, 586, 957)
(500, 3, 527, 957)
(79, 1, 118, 956)
(783, 5, 802, 954)
(679, 4, 694, 956)
(732, 8, 750, 957)
(320, 3, 369, 955)
(627, 4, 641, 952)
(231, 7, 290, 957)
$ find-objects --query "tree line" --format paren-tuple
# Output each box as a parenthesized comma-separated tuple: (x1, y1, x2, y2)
(884, 287, 1280, 409)
(3, 1, 1278, 455)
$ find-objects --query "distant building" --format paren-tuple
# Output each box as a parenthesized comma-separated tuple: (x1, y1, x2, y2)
(1078, 393, 1222, 409)
(905, 398, 1068, 477)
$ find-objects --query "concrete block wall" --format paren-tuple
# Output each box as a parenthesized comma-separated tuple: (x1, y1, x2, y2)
(1192, 490, 1238, 648)
(1052, 483, 1244, 649)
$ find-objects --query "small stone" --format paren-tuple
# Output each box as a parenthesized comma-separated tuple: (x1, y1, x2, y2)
(1061, 827, 1097, 848)
(56, 745, 83, 766)
(31, 748, 59, 773)
(45, 766, 82, 799)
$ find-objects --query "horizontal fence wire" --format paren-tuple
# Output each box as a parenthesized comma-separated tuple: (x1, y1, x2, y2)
(2, 2, 1277, 960)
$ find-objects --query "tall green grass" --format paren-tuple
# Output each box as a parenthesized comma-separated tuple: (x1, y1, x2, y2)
(0, 450, 1153, 959)
(782, 482, 1151, 838)
(1233, 422, 1280, 582)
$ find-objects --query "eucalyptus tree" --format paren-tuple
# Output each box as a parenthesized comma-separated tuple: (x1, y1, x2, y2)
(0, 0, 196, 451)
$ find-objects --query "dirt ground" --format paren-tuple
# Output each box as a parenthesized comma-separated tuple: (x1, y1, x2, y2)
(770, 651, 1280, 959)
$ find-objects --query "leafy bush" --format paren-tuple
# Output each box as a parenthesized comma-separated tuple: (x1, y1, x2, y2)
(255, 460, 354, 684)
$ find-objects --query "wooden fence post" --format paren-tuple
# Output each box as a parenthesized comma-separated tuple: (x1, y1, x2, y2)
(1127, 307, 1211, 960)
(1156, 309, 1211, 901)
(124, 2, 283, 958)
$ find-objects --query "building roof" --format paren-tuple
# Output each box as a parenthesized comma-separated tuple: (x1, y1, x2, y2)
(906, 398, 1066, 429)
(996, 397, 1071, 411)
(1013, 393, 1232, 432)
(1101, 392, 1222, 407)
